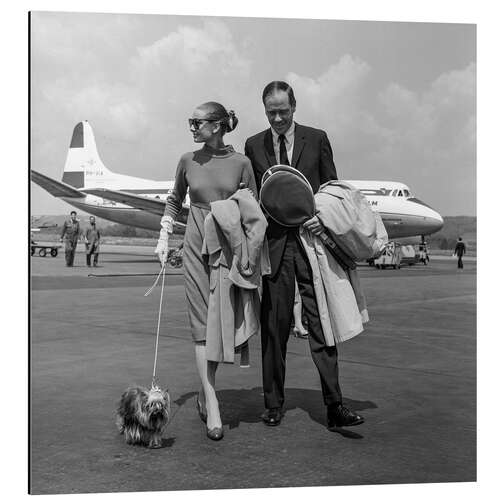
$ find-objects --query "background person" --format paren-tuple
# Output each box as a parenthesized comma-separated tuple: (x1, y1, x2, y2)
(245, 81, 364, 429)
(60, 210, 81, 267)
(84, 216, 101, 267)
(454, 237, 466, 269)
(155, 102, 257, 441)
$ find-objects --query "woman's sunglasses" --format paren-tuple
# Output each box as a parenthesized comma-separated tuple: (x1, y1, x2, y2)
(188, 118, 220, 130)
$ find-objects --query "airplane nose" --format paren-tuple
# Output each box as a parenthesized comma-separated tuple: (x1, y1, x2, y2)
(407, 197, 444, 236)
(428, 211, 444, 233)
(419, 207, 444, 235)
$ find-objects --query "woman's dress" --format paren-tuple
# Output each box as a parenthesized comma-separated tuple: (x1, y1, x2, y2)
(164, 144, 257, 341)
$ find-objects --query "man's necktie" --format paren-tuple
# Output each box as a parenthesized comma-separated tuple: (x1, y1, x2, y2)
(279, 134, 290, 166)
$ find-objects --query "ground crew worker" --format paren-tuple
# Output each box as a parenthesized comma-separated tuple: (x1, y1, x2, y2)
(60, 210, 81, 267)
(454, 237, 466, 269)
(84, 216, 101, 267)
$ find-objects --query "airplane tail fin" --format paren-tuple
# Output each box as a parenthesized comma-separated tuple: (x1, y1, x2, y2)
(62, 121, 114, 189)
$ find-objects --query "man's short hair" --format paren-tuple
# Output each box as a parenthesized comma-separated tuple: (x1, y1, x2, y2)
(262, 81, 296, 107)
(70, 211, 77, 216)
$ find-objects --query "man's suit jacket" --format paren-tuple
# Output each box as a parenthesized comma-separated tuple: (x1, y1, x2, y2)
(244, 123, 338, 277)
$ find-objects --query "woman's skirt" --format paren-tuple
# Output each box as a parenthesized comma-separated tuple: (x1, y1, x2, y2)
(183, 204, 210, 341)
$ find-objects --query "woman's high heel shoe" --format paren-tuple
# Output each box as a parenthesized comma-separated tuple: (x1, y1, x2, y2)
(196, 395, 207, 423)
(198, 393, 223, 440)
(206, 426, 224, 441)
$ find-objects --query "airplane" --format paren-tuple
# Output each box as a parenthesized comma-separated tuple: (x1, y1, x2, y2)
(31, 121, 444, 240)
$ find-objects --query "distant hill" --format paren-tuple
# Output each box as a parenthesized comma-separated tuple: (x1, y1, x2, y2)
(32, 213, 476, 251)
(31, 214, 114, 229)
(31, 214, 158, 238)
(427, 216, 476, 251)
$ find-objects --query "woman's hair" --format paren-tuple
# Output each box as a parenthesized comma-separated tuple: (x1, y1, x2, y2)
(197, 101, 238, 135)
(262, 81, 296, 108)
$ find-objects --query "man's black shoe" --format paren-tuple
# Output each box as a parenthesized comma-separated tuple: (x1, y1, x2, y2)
(327, 404, 364, 429)
(261, 407, 284, 426)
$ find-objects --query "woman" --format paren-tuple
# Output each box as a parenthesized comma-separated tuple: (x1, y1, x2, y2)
(155, 102, 258, 441)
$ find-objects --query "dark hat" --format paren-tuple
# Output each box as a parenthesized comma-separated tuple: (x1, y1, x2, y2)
(260, 165, 315, 226)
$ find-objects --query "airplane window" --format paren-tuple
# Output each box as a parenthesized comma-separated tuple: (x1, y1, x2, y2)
(360, 189, 386, 196)
(404, 189, 410, 197)
(391, 190, 397, 196)
(398, 190, 403, 196)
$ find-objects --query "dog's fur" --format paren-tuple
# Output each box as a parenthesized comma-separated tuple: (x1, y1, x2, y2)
(116, 386, 170, 448)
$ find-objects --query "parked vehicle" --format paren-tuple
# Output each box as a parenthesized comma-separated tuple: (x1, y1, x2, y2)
(30, 239, 62, 257)
(373, 242, 401, 269)
(399, 245, 420, 266)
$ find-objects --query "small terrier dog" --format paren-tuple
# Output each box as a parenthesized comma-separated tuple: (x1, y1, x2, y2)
(116, 385, 170, 448)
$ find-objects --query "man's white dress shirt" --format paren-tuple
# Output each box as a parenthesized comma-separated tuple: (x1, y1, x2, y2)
(271, 122, 295, 165)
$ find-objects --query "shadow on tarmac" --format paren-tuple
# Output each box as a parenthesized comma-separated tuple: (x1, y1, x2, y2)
(111, 259, 162, 264)
(160, 437, 176, 448)
(174, 387, 377, 439)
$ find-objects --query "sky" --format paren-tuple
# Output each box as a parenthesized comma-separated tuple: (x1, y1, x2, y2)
(30, 12, 476, 216)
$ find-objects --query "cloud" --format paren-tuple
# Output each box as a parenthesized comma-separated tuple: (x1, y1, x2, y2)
(126, 19, 259, 173)
(136, 19, 251, 77)
(377, 63, 476, 168)
(131, 19, 254, 124)
(287, 55, 393, 155)
(289, 55, 371, 111)
(285, 59, 476, 213)
(30, 13, 142, 83)
(31, 15, 258, 193)
(30, 13, 475, 215)
(31, 13, 151, 144)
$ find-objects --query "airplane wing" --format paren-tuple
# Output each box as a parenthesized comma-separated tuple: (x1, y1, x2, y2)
(82, 188, 166, 216)
(31, 170, 85, 198)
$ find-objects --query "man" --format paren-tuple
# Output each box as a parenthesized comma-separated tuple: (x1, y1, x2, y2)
(84, 216, 101, 267)
(60, 210, 81, 267)
(454, 237, 466, 269)
(245, 81, 364, 429)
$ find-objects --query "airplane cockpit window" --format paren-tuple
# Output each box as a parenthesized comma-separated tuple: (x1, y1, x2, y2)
(397, 190, 404, 197)
(403, 189, 410, 197)
(391, 190, 397, 196)
(360, 189, 389, 196)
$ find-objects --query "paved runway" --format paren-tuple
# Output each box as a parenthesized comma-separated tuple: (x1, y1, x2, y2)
(30, 246, 476, 494)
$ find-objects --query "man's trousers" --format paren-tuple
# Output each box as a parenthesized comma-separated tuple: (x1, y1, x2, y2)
(64, 239, 78, 267)
(86, 244, 99, 266)
(261, 232, 343, 409)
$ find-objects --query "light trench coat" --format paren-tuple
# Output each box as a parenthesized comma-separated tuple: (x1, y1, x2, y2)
(202, 189, 271, 363)
(300, 185, 369, 346)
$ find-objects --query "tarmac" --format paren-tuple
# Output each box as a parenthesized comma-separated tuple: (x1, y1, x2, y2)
(30, 245, 476, 494)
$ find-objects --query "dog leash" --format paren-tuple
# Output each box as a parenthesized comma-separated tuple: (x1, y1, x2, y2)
(144, 263, 167, 390)
(144, 263, 166, 297)
(143, 263, 194, 430)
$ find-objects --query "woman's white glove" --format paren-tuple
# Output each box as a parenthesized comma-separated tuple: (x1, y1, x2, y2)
(155, 216, 174, 264)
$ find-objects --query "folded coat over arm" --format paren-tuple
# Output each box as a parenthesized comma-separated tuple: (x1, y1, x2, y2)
(202, 189, 271, 363)
(300, 184, 370, 346)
